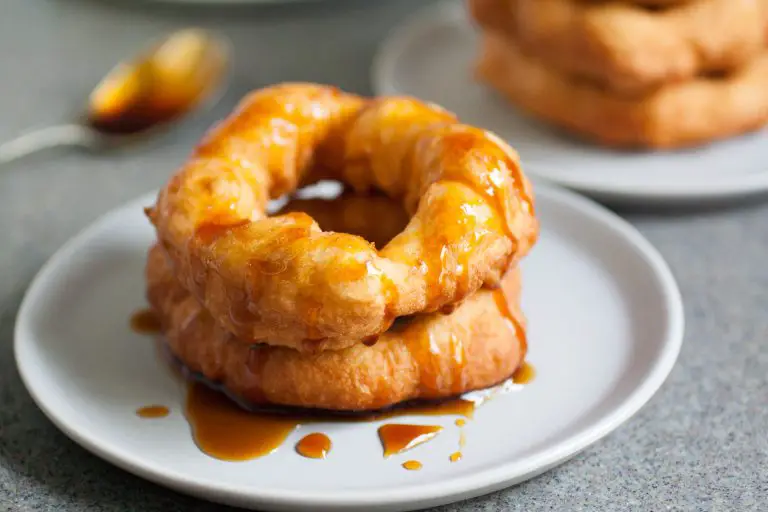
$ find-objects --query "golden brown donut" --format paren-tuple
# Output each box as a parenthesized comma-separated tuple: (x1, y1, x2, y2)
(469, 0, 768, 95)
(148, 83, 537, 352)
(476, 33, 768, 148)
(146, 243, 526, 412)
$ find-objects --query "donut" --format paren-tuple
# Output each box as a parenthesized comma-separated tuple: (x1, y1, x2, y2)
(476, 32, 768, 148)
(469, 0, 768, 95)
(146, 242, 526, 412)
(148, 83, 537, 352)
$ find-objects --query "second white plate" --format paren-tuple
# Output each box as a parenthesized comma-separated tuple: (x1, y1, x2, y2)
(373, 1, 768, 206)
(15, 183, 683, 511)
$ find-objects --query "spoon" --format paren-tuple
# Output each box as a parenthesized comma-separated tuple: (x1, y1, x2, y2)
(0, 28, 231, 165)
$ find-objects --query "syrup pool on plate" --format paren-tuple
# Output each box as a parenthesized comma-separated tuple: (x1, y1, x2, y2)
(402, 460, 423, 471)
(129, 308, 162, 334)
(296, 433, 332, 459)
(184, 382, 300, 461)
(135, 344, 535, 465)
(136, 405, 170, 418)
(378, 424, 443, 457)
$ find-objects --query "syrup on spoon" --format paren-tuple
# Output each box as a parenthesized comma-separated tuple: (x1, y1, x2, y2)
(0, 28, 231, 165)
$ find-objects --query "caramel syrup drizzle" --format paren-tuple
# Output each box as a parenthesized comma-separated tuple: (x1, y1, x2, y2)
(296, 433, 332, 459)
(130, 308, 162, 334)
(136, 405, 170, 418)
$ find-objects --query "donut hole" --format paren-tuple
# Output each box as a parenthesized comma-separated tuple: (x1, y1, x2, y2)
(593, 0, 667, 13)
(637, 3, 666, 13)
(267, 180, 409, 249)
(701, 69, 730, 81)
(266, 180, 344, 213)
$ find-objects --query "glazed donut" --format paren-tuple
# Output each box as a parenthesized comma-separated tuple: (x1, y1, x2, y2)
(146, 243, 526, 411)
(476, 32, 768, 148)
(149, 83, 537, 351)
(470, 0, 768, 95)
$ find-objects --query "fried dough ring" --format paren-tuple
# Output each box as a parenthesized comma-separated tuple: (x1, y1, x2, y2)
(149, 83, 537, 351)
(476, 33, 768, 148)
(470, 0, 768, 95)
(146, 243, 526, 412)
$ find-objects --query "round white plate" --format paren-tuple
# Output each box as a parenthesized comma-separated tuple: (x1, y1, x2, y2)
(15, 183, 683, 511)
(372, 1, 768, 206)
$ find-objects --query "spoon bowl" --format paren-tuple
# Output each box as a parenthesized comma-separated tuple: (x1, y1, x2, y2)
(0, 28, 232, 165)
(87, 28, 231, 138)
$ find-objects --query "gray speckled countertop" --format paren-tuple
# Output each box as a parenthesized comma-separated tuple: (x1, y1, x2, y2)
(1, 0, 767, 510)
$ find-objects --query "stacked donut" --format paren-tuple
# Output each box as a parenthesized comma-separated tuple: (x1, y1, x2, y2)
(144, 83, 539, 412)
(470, 0, 768, 148)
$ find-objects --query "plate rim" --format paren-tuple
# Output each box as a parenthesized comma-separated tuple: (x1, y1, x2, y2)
(371, 0, 768, 204)
(14, 184, 684, 510)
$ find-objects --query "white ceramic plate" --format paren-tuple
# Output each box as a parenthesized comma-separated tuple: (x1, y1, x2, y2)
(372, 1, 768, 206)
(15, 183, 683, 511)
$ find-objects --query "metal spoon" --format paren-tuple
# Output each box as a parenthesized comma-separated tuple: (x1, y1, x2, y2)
(0, 28, 231, 165)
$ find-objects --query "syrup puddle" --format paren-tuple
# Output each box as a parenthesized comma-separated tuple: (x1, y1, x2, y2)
(402, 460, 422, 471)
(185, 382, 299, 461)
(136, 405, 169, 418)
(140, 353, 535, 467)
(512, 361, 536, 384)
(130, 308, 162, 334)
(378, 424, 443, 457)
(296, 433, 332, 459)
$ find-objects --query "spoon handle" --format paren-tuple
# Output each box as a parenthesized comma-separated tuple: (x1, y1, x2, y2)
(0, 124, 98, 165)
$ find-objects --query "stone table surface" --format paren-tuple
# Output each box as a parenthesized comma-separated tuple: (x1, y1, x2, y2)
(1, 0, 766, 510)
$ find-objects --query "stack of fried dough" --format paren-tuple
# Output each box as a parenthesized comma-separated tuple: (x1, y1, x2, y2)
(470, 0, 768, 148)
(144, 83, 539, 413)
